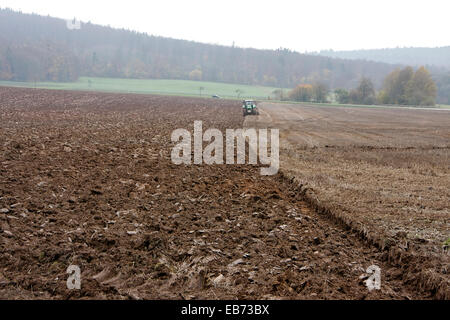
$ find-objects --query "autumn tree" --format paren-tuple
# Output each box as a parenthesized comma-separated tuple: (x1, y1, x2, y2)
(405, 66, 437, 106)
(289, 84, 313, 102)
(349, 77, 376, 104)
(312, 82, 329, 103)
(379, 66, 437, 106)
(379, 67, 414, 104)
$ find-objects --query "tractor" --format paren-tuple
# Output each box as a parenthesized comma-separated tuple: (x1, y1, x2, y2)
(242, 100, 259, 116)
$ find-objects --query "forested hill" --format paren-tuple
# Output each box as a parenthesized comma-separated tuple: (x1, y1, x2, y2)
(317, 47, 450, 69)
(0, 8, 399, 89)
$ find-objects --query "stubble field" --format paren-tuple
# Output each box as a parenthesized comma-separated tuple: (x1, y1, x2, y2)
(245, 102, 449, 299)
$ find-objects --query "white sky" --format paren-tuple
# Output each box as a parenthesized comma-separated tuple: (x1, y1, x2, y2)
(1, 0, 449, 52)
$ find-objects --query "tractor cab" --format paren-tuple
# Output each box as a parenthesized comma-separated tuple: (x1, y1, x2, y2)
(242, 100, 258, 116)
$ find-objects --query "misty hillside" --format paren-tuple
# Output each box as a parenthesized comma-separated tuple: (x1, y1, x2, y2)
(317, 47, 450, 68)
(0, 8, 400, 89)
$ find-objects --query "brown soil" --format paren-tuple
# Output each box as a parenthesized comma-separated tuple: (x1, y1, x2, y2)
(0, 87, 437, 299)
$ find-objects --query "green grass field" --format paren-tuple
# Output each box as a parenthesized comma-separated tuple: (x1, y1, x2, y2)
(1, 77, 448, 110)
(0, 77, 288, 100)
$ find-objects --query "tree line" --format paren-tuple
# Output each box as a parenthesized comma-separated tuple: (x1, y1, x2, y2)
(288, 83, 329, 103)
(288, 66, 437, 106)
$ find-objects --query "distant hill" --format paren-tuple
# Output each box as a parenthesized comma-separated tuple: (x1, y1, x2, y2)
(317, 47, 450, 68)
(0, 8, 400, 90)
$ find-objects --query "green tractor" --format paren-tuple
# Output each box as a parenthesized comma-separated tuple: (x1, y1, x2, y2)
(242, 100, 259, 116)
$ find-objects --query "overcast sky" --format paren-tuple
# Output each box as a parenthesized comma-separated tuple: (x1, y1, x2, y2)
(2, 0, 449, 52)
